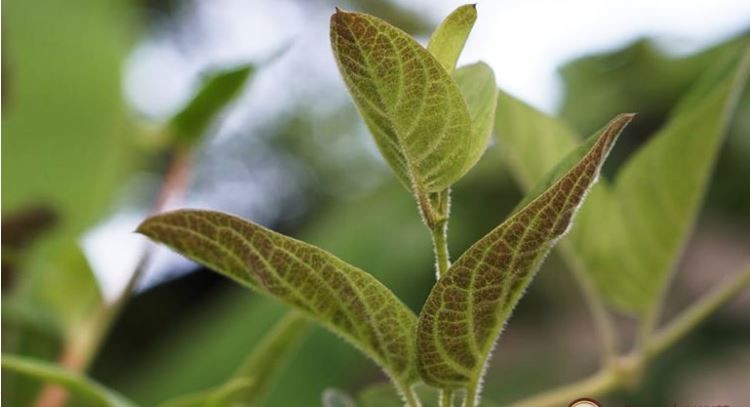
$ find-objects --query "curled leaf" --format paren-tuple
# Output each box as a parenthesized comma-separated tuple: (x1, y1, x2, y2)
(137, 210, 418, 389)
(454, 62, 498, 176)
(427, 4, 477, 75)
(416, 114, 633, 390)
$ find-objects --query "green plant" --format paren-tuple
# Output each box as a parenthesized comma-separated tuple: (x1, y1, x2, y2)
(4, 4, 749, 407)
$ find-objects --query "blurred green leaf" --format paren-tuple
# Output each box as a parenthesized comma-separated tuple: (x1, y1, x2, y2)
(2, 0, 133, 402)
(137, 210, 419, 392)
(454, 62, 498, 177)
(158, 378, 253, 407)
(2, 354, 137, 407)
(161, 311, 311, 407)
(169, 65, 254, 146)
(416, 114, 632, 391)
(2, 0, 133, 247)
(496, 51, 750, 313)
(559, 36, 749, 136)
(427, 4, 477, 75)
(330, 9, 472, 194)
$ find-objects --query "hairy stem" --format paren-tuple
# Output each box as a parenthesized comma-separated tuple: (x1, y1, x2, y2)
(646, 266, 750, 359)
(397, 383, 422, 407)
(431, 220, 451, 279)
(440, 388, 454, 407)
(463, 378, 480, 407)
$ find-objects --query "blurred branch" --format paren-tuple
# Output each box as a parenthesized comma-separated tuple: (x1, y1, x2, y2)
(508, 265, 750, 407)
(3, 354, 138, 407)
(646, 266, 750, 358)
(34, 148, 194, 407)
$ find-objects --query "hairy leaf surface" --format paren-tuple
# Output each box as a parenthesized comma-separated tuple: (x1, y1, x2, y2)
(170, 65, 254, 145)
(137, 210, 418, 386)
(330, 9, 473, 193)
(496, 52, 750, 313)
(454, 62, 498, 176)
(416, 114, 633, 388)
(427, 4, 477, 75)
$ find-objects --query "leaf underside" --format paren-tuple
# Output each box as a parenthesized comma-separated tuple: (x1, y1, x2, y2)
(330, 9, 473, 193)
(454, 62, 498, 176)
(416, 114, 633, 388)
(137, 210, 418, 385)
(495, 50, 750, 313)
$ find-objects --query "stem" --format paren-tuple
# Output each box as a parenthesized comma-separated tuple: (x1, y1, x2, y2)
(397, 382, 421, 407)
(646, 266, 750, 359)
(431, 220, 450, 279)
(559, 243, 618, 364)
(462, 377, 480, 407)
(440, 389, 454, 407)
(428, 189, 451, 279)
(34, 148, 193, 407)
(507, 367, 618, 407)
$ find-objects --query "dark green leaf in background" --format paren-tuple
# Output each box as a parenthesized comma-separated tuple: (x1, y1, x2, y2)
(169, 65, 254, 146)
(496, 51, 750, 314)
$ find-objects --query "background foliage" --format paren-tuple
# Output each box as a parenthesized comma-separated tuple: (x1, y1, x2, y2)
(3, 0, 749, 406)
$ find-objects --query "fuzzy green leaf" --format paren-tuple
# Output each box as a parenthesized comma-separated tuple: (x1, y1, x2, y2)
(454, 62, 498, 176)
(496, 51, 750, 313)
(2, 354, 137, 407)
(330, 9, 473, 193)
(170, 65, 254, 145)
(427, 4, 477, 75)
(137, 210, 418, 388)
(416, 114, 633, 389)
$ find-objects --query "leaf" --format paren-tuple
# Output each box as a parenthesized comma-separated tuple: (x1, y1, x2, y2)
(2, 354, 137, 407)
(454, 62, 498, 176)
(222, 311, 311, 406)
(158, 379, 254, 407)
(137, 210, 419, 389)
(330, 9, 473, 194)
(158, 311, 310, 407)
(496, 51, 750, 313)
(416, 114, 633, 389)
(427, 4, 477, 75)
(169, 64, 254, 146)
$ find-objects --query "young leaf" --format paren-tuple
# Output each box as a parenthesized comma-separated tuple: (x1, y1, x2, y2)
(495, 51, 750, 314)
(137, 210, 419, 389)
(427, 4, 477, 75)
(2, 354, 137, 407)
(416, 114, 633, 391)
(454, 62, 498, 176)
(169, 64, 254, 146)
(330, 9, 473, 194)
